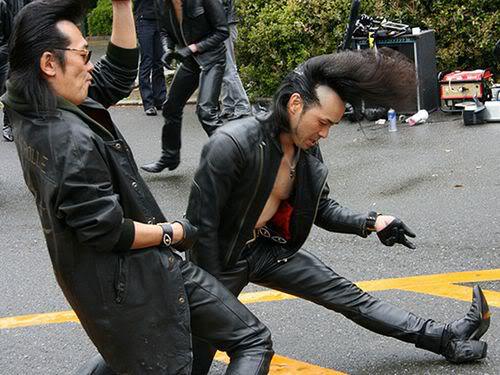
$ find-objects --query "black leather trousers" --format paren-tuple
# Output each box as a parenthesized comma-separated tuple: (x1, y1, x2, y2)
(192, 239, 447, 374)
(161, 56, 225, 160)
(76, 260, 273, 375)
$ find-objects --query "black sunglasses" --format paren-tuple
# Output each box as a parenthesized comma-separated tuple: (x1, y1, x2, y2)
(54, 47, 92, 64)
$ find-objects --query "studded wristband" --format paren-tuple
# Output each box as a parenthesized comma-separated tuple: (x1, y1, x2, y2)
(157, 223, 173, 247)
(366, 211, 379, 233)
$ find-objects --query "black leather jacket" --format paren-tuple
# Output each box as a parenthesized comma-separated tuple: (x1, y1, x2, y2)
(3, 44, 192, 374)
(186, 117, 371, 277)
(154, 0, 228, 69)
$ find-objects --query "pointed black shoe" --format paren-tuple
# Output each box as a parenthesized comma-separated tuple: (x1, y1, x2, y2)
(141, 151, 180, 173)
(447, 285, 490, 341)
(141, 158, 180, 173)
(442, 285, 491, 363)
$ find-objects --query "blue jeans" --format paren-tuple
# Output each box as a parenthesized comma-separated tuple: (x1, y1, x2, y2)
(136, 18, 166, 111)
(220, 24, 251, 119)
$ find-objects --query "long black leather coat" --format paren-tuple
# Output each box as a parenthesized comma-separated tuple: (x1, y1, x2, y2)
(3, 44, 192, 374)
(154, 0, 228, 69)
(186, 117, 372, 278)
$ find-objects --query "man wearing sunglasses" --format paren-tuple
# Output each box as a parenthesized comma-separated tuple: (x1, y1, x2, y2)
(2, 0, 273, 373)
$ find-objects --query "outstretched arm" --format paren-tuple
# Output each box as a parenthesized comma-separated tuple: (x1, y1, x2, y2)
(110, 0, 137, 49)
(87, 0, 139, 107)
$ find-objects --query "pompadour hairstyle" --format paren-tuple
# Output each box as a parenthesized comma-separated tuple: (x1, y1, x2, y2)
(270, 48, 417, 132)
(8, 0, 90, 111)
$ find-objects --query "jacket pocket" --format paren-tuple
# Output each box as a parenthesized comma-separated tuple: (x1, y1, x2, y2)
(114, 256, 128, 304)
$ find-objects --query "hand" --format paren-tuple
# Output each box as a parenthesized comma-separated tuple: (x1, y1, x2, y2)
(161, 49, 176, 69)
(172, 218, 198, 252)
(174, 46, 193, 61)
(376, 217, 416, 249)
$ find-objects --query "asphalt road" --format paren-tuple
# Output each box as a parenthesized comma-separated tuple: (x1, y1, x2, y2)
(0, 106, 499, 374)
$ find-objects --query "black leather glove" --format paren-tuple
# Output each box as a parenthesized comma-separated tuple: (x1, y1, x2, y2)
(172, 218, 198, 252)
(161, 49, 176, 69)
(377, 218, 416, 249)
(174, 46, 193, 61)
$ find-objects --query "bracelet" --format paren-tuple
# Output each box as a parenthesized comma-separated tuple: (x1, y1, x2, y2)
(157, 222, 173, 247)
(366, 211, 379, 233)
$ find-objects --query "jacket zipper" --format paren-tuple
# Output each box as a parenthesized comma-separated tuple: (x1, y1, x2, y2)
(276, 169, 328, 264)
(169, 10, 202, 67)
(114, 256, 127, 304)
(224, 142, 264, 265)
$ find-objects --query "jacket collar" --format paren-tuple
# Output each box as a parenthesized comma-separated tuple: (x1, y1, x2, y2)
(2, 80, 115, 141)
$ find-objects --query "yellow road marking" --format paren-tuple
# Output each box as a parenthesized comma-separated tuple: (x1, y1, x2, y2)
(1, 268, 498, 374)
(1, 268, 499, 330)
(214, 352, 347, 374)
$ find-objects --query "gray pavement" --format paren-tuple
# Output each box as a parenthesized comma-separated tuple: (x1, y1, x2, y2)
(0, 106, 499, 374)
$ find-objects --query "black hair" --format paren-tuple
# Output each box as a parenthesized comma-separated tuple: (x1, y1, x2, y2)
(8, 0, 89, 111)
(270, 48, 416, 132)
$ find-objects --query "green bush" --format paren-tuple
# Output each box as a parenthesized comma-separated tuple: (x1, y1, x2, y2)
(86, 0, 499, 98)
(87, 0, 113, 36)
(237, 0, 499, 98)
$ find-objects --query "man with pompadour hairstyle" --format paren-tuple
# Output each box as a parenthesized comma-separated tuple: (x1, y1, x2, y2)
(185, 48, 491, 374)
(2, 0, 273, 373)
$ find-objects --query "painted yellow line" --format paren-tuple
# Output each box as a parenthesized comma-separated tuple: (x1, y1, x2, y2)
(214, 351, 347, 374)
(0, 310, 78, 329)
(1, 268, 499, 331)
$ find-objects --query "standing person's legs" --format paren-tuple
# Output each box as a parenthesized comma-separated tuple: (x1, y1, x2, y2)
(182, 261, 273, 375)
(136, 19, 157, 114)
(141, 58, 199, 173)
(197, 60, 225, 136)
(151, 26, 166, 109)
(220, 24, 251, 120)
(191, 259, 250, 374)
(248, 243, 489, 363)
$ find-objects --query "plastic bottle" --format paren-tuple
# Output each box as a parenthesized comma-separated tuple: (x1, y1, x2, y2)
(406, 109, 429, 126)
(388, 109, 397, 132)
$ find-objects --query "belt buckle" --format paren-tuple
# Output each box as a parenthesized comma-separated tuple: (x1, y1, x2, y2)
(258, 226, 287, 244)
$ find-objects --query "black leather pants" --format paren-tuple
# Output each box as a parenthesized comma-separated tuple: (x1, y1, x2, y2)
(76, 261, 273, 375)
(161, 56, 225, 160)
(192, 239, 447, 374)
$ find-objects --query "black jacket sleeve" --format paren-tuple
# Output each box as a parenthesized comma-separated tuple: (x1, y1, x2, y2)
(55, 127, 133, 252)
(314, 182, 370, 237)
(88, 43, 139, 109)
(195, 0, 229, 54)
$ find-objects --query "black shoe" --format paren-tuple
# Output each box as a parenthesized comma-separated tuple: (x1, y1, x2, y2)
(448, 285, 490, 341)
(444, 340, 488, 364)
(442, 285, 490, 363)
(141, 156, 180, 173)
(2, 126, 13, 142)
(155, 104, 164, 110)
(145, 107, 157, 116)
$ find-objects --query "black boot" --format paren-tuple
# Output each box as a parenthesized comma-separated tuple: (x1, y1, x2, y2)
(416, 285, 490, 363)
(141, 150, 180, 173)
(442, 285, 490, 363)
